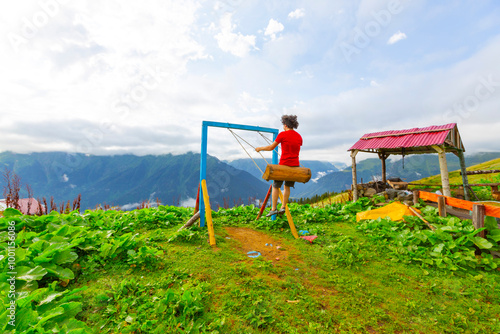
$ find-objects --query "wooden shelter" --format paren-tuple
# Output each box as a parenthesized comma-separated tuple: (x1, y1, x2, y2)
(348, 123, 470, 201)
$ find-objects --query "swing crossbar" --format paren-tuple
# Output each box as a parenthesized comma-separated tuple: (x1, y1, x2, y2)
(262, 164, 312, 183)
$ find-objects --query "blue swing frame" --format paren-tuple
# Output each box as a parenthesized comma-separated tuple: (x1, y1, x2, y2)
(199, 121, 279, 227)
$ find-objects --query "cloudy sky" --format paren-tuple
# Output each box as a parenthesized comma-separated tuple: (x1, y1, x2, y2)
(1, 0, 499, 164)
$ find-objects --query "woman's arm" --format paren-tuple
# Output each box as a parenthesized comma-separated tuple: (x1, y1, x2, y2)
(255, 141, 278, 152)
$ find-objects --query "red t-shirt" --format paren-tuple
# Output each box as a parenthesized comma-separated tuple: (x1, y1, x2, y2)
(275, 130, 302, 166)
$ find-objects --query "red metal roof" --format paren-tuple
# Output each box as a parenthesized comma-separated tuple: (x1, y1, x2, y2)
(0, 198, 45, 215)
(349, 123, 459, 151)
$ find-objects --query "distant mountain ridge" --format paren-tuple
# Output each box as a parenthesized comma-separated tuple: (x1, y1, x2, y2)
(0, 151, 268, 210)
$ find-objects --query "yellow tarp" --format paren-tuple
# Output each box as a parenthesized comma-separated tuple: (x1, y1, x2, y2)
(356, 202, 420, 222)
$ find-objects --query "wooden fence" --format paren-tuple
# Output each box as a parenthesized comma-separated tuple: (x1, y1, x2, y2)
(414, 190, 500, 238)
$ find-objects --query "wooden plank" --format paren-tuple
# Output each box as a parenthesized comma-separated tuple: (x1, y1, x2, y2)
(405, 204, 436, 231)
(472, 204, 486, 238)
(445, 197, 474, 211)
(460, 169, 500, 175)
(484, 204, 500, 219)
(278, 189, 299, 239)
(201, 179, 216, 246)
(262, 164, 311, 183)
(419, 191, 439, 202)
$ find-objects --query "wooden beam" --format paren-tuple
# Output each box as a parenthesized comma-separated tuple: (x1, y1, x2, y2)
(201, 179, 216, 246)
(455, 150, 471, 201)
(432, 145, 451, 197)
(351, 150, 359, 201)
(256, 185, 272, 220)
(460, 169, 500, 175)
(278, 189, 299, 239)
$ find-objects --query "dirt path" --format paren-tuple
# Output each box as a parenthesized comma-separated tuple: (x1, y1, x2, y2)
(224, 227, 291, 263)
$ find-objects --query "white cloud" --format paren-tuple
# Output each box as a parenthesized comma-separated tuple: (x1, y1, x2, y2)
(388, 31, 407, 44)
(288, 8, 305, 19)
(238, 92, 271, 113)
(215, 13, 256, 57)
(264, 19, 284, 40)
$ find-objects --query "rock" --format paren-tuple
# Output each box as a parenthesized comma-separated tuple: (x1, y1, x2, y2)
(386, 189, 398, 200)
(365, 188, 377, 197)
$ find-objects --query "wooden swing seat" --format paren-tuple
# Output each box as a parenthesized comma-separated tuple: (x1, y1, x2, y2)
(262, 164, 311, 183)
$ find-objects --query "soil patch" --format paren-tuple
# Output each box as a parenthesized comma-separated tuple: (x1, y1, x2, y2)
(224, 227, 290, 263)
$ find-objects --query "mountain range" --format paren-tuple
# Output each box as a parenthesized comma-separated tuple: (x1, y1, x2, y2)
(1, 151, 498, 209)
(0, 151, 267, 210)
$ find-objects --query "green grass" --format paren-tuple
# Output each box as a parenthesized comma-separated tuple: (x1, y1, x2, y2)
(72, 210, 499, 333)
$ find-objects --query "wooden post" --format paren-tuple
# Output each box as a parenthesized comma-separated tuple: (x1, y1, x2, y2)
(472, 204, 486, 238)
(378, 152, 389, 183)
(178, 211, 201, 231)
(437, 196, 447, 217)
(351, 150, 359, 201)
(278, 189, 299, 239)
(201, 179, 216, 246)
(413, 190, 420, 204)
(455, 150, 470, 201)
(432, 145, 451, 197)
(194, 183, 200, 215)
(256, 185, 272, 220)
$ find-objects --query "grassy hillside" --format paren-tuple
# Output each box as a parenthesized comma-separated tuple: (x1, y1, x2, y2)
(418, 158, 500, 185)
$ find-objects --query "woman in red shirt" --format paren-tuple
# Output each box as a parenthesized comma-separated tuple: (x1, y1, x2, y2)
(256, 115, 302, 217)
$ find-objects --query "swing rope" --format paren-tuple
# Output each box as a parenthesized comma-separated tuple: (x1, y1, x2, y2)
(228, 129, 268, 175)
(258, 132, 281, 157)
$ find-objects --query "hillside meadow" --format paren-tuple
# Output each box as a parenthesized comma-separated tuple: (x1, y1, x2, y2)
(1, 196, 499, 333)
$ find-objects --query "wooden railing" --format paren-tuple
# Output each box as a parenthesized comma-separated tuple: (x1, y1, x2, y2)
(414, 190, 500, 238)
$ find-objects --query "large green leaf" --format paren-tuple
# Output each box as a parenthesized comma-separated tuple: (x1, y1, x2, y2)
(472, 237, 493, 249)
(17, 266, 48, 281)
(3, 208, 22, 217)
(484, 216, 499, 231)
(33, 242, 73, 264)
(487, 229, 500, 242)
(42, 263, 75, 280)
(53, 250, 79, 265)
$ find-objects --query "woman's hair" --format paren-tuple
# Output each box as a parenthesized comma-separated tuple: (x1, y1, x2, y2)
(281, 115, 299, 129)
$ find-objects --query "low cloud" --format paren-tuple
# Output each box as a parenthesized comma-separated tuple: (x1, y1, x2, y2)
(388, 31, 407, 45)
(264, 19, 284, 40)
(288, 8, 305, 19)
